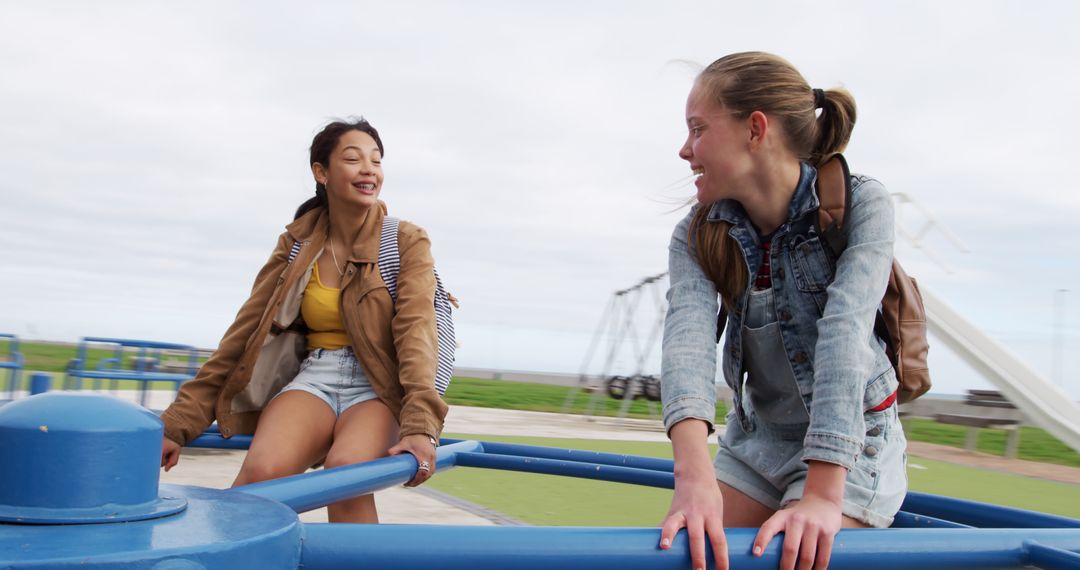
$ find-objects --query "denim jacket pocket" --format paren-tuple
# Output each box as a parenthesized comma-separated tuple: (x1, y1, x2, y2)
(788, 235, 834, 293)
(863, 367, 898, 411)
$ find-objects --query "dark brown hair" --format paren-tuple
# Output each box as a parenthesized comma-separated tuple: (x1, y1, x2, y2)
(294, 117, 384, 220)
(689, 52, 857, 307)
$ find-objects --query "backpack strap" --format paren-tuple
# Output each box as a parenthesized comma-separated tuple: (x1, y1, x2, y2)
(286, 239, 302, 264)
(378, 215, 457, 395)
(815, 154, 853, 257)
(815, 156, 897, 371)
(379, 216, 402, 300)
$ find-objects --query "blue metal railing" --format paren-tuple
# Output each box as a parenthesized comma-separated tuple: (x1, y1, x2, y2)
(182, 432, 1080, 569)
(0, 334, 24, 399)
(65, 337, 200, 406)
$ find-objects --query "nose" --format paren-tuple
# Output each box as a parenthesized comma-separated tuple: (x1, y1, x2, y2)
(678, 137, 692, 161)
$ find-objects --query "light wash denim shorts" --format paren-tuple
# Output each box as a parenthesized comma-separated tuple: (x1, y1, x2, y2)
(714, 404, 908, 528)
(277, 347, 379, 415)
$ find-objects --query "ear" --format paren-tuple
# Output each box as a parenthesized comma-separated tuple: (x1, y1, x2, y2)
(311, 162, 328, 186)
(747, 110, 769, 150)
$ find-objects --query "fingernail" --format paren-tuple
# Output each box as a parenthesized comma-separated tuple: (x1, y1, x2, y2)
(753, 545, 762, 555)
(660, 538, 670, 548)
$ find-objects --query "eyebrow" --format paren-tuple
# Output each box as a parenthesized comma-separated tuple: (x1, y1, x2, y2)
(341, 145, 381, 154)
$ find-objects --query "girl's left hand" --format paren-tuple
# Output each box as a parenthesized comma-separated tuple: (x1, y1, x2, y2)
(388, 434, 437, 487)
(753, 495, 843, 570)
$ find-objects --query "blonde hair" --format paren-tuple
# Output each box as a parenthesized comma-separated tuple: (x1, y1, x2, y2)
(689, 52, 857, 307)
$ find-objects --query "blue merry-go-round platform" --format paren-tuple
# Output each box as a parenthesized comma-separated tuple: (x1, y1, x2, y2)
(1, 391, 1079, 569)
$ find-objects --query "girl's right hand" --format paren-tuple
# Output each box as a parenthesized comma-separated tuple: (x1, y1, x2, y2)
(661, 419, 729, 570)
(161, 436, 181, 472)
(660, 475, 728, 570)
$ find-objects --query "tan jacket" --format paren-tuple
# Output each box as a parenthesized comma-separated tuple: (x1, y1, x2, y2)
(161, 202, 447, 445)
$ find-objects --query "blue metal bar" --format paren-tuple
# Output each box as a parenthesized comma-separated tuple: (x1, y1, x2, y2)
(455, 451, 675, 489)
(903, 491, 1080, 529)
(80, 337, 197, 351)
(454, 440, 675, 473)
(232, 439, 483, 513)
(68, 370, 192, 381)
(0, 334, 18, 398)
(892, 510, 973, 529)
(1024, 540, 1080, 570)
(188, 432, 251, 449)
(299, 525, 1080, 570)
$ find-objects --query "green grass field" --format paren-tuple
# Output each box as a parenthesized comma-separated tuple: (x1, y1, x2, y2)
(0, 340, 209, 375)
(443, 376, 728, 424)
(431, 433, 1080, 525)
(902, 417, 1080, 468)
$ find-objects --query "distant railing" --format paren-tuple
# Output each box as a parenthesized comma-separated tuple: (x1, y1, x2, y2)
(0, 334, 24, 399)
(64, 337, 202, 406)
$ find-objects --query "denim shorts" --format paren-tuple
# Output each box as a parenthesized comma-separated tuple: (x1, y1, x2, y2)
(276, 347, 379, 415)
(714, 404, 908, 528)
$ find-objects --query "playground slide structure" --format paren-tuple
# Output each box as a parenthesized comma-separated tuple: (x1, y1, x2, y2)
(923, 288, 1080, 453)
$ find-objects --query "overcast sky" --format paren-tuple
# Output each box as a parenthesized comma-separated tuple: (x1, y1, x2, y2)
(1, 1, 1078, 399)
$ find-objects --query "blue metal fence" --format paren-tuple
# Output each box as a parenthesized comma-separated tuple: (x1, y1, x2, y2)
(64, 337, 200, 406)
(0, 333, 24, 399)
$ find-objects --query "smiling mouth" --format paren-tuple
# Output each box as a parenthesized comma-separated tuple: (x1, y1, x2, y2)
(353, 183, 377, 194)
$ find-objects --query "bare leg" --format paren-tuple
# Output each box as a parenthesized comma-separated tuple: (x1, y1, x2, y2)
(719, 480, 777, 527)
(232, 391, 336, 487)
(322, 399, 400, 523)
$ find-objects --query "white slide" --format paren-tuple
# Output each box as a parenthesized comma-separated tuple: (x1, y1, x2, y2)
(922, 287, 1080, 453)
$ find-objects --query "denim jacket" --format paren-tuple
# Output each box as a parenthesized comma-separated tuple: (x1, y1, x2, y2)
(660, 162, 897, 470)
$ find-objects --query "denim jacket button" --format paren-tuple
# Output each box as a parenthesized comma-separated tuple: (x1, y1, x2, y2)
(866, 426, 882, 437)
(777, 267, 786, 280)
(780, 309, 793, 321)
(793, 351, 808, 363)
(864, 445, 879, 457)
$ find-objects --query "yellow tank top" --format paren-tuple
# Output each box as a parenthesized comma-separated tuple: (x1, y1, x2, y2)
(301, 262, 351, 351)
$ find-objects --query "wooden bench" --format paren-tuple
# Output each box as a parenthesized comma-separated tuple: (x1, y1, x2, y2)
(158, 348, 213, 374)
(934, 390, 1022, 458)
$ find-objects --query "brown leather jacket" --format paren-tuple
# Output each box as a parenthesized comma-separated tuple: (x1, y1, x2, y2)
(161, 202, 447, 446)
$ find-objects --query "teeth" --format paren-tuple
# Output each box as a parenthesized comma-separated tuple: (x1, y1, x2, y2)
(693, 169, 704, 176)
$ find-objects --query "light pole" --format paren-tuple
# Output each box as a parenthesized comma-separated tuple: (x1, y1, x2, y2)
(1053, 288, 1069, 388)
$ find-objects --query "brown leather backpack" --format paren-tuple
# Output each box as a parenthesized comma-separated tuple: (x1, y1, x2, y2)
(816, 155, 931, 403)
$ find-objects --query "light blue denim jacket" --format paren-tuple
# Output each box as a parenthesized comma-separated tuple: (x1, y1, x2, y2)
(660, 162, 898, 470)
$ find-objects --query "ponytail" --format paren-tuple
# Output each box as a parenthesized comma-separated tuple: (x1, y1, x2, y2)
(294, 186, 327, 220)
(689, 206, 747, 309)
(810, 88, 857, 167)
